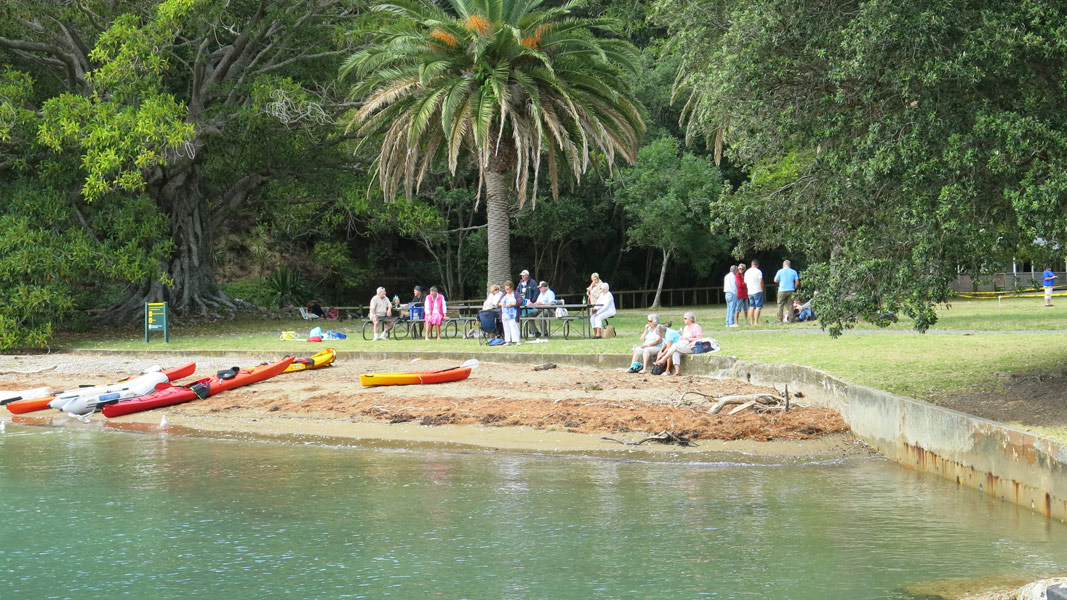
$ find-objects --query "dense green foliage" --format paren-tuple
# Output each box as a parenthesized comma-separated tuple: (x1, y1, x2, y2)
(655, 0, 1067, 333)
(613, 137, 727, 306)
(0, 0, 368, 341)
(7, 0, 1063, 349)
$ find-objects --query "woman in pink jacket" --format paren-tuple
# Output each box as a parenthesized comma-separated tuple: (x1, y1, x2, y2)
(424, 286, 448, 340)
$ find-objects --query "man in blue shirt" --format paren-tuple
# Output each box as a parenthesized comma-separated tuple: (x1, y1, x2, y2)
(530, 281, 557, 338)
(773, 260, 801, 323)
(1043, 266, 1057, 307)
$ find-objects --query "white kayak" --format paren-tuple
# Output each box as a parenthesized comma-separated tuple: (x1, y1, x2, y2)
(0, 387, 52, 405)
(51, 372, 170, 416)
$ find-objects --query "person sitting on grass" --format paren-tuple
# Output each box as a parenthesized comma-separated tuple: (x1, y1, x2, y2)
(793, 294, 817, 322)
(628, 314, 663, 373)
(423, 285, 448, 340)
(590, 282, 616, 338)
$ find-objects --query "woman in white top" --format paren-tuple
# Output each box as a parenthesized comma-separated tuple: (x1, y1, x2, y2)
(482, 284, 503, 311)
(628, 314, 664, 372)
(590, 281, 616, 338)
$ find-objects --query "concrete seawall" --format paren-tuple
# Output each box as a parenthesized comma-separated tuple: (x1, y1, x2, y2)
(81, 348, 1067, 521)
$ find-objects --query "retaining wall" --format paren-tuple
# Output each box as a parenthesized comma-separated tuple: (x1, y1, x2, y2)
(80, 348, 1067, 521)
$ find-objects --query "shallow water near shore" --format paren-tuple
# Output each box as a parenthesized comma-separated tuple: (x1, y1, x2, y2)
(1, 425, 1064, 599)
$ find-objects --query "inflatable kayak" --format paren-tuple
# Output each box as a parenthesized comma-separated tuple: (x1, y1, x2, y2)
(102, 357, 294, 418)
(359, 366, 472, 387)
(51, 371, 170, 416)
(5, 363, 196, 415)
(0, 386, 51, 406)
(284, 348, 336, 373)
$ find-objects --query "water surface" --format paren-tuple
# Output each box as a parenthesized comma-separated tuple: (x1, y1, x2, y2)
(0, 426, 1063, 599)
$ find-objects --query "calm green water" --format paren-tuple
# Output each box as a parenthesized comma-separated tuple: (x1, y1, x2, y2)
(1, 426, 1064, 599)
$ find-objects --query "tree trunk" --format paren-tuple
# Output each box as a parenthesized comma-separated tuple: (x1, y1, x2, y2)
(106, 166, 233, 321)
(650, 248, 671, 308)
(484, 154, 512, 293)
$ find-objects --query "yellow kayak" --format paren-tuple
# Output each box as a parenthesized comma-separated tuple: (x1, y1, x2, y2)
(359, 366, 472, 387)
(284, 348, 336, 373)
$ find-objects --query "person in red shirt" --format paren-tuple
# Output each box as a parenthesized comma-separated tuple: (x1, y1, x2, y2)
(735, 263, 750, 325)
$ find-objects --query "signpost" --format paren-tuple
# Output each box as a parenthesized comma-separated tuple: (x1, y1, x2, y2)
(145, 302, 169, 343)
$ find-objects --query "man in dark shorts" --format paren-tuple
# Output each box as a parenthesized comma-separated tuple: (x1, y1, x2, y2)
(744, 259, 764, 325)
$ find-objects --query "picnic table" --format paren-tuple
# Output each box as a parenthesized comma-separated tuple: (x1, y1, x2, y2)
(345, 300, 595, 340)
(521, 302, 592, 339)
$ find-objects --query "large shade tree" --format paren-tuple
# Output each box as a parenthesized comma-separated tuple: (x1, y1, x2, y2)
(1, 0, 363, 320)
(341, 0, 645, 289)
(655, 0, 1067, 333)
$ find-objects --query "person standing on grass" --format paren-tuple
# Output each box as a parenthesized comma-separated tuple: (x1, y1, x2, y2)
(423, 286, 447, 340)
(500, 281, 522, 345)
(773, 260, 800, 323)
(1044, 266, 1058, 307)
(369, 287, 394, 340)
(518, 269, 538, 312)
(724, 265, 739, 327)
(736, 263, 750, 325)
(745, 259, 765, 325)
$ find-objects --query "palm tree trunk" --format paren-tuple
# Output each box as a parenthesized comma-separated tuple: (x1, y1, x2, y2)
(484, 165, 512, 293)
(650, 248, 671, 308)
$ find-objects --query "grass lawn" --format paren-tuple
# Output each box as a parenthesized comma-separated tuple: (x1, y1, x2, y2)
(53, 297, 1067, 402)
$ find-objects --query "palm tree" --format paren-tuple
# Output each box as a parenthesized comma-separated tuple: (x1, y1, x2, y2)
(341, 0, 645, 290)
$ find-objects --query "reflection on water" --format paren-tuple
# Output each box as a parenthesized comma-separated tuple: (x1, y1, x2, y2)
(0, 425, 1064, 599)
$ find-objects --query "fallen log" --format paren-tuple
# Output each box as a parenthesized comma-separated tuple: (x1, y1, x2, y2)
(708, 394, 783, 414)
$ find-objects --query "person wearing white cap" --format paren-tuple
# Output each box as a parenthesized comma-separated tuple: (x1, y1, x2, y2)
(517, 269, 537, 309)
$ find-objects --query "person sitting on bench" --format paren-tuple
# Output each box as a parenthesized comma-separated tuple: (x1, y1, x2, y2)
(590, 282, 616, 338)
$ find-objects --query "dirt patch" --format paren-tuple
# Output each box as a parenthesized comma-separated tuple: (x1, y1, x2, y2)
(169, 358, 849, 442)
(929, 370, 1067, 427)
(0, 354, 852, 450)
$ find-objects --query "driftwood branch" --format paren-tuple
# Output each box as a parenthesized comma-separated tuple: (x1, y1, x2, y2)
(708, 394, 783, 414)
(601, 430, 698, 447)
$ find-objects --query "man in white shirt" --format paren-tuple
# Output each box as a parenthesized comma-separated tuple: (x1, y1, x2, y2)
(369, 287, 394, 340)
(744, 259, 764, 325)
(530, 281, 556, 338)
(724, 265, 739, 327)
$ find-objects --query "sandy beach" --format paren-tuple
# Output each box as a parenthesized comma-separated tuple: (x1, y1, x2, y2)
(1, 352, 871, 460)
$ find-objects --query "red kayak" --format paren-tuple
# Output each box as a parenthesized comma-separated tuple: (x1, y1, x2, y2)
(4, 363, 197, 415)
(102, 357, 294, 418)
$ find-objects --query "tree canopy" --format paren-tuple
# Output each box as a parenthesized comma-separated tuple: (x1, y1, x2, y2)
(655, 0, 1067, 333)
(341, 0, 646, 289)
